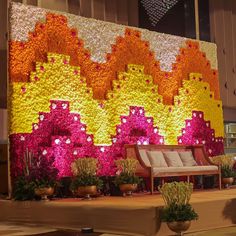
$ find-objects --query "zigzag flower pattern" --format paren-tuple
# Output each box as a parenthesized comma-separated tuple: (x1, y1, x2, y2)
(9, 4, 224, 177)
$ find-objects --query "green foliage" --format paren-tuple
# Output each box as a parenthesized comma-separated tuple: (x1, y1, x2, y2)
(70, 157, 102, 190)
(221, 165, 236, 178)
(159, 182, 198, 222)
(114, 172, 141, 186)
(12, 176, 36, 201)
(161, 203, 198, 222)
(13, 151, 58, 200)
(114, 158, 140, 186)
(70, 174, 103, 190)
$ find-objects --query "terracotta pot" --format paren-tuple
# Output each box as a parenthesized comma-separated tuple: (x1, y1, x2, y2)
(35, 187, 54, 200)
(119, 184, 137, 196)
(222, 177, 234, 185)
(167, 221, 191, 235)
(222, 177, 234, 188)
(77, 186, 97, 199)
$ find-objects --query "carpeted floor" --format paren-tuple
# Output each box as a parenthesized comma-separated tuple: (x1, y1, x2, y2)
(1, 223, 236, 236)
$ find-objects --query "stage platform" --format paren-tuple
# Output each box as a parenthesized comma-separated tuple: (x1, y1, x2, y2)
(1, 189, 236, 236)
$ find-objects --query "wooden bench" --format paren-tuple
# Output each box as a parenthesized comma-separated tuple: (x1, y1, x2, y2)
(125, 144, 221, 194)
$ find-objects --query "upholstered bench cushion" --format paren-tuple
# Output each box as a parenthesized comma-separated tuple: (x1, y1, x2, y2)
(147, 151, 168, 167)
(163, 151, 184, 167)
(178, 151, 197, 166)
(152, 165, 218, 175)
(139, 149, 151, 167)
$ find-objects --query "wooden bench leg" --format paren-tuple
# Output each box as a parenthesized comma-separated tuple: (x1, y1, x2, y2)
(201, 175, 204, 189)
(219, 173, 222, 190)
(150, 177, 154, 194)
(187, 176, 190, 183)
(161, 178, 165, 186)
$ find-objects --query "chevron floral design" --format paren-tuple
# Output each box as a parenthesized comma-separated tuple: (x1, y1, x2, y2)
(9, 3, 224, 178)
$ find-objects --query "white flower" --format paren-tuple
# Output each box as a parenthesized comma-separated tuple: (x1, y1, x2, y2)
(66, 138, 71, 144)
(51, 103, 57, 109)
(62, 103, 67, 109)
(39, 115, 44, 121)
(87, 136, 92, 142)
(42, 150, 47, 155)
(55, 139, 60, 145)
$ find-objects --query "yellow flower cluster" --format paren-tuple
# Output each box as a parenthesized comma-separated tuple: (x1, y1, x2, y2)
(115, 158, 138, 175)
(9, 53, 224, 145)
(158, 182, 193, 206)
(211, 154, 235, 167)
(71, 157, 98, 176)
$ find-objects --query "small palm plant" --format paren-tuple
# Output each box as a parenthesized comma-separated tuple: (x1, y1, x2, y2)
(114, 158, 140, 196)
(159, 182, 198, 235)
(211, 154, 236, 187)
(71, 158, 102, 199)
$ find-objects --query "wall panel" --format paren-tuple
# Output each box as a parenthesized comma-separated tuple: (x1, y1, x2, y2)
(92, 0, 105, 20)
(117, 0, 128, 25)
(210, 0, 236, 108)
(232, 1, 236, 107)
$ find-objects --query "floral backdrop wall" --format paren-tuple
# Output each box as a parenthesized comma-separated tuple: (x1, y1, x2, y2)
(9, 3, 224, 177)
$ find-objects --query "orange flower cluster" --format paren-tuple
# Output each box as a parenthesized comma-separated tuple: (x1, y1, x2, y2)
(9, 13, 219, 104)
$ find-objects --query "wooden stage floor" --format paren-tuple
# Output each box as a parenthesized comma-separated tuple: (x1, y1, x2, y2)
(1, 189, 236, 236)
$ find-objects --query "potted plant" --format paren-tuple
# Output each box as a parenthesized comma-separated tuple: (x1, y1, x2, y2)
(159, 182, 198, 235)
(211, 154, 236, 188)
(30, 155, 58, 200)
(12, 150, 58, 201)
(71, 157, 103, 199)
(221, 165, 235, 188)
(114, 158, 140, 196)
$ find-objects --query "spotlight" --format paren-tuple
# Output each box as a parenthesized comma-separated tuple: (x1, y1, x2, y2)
(81, 227, 94, 234)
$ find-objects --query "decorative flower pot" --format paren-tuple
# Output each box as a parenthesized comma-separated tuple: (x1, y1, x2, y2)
(119, 184, 137, 196)
(34, 187, 54, 201)
(222, 177, 234, 188)
(167, 221, 191, 235)
(77, 185, 97, 200)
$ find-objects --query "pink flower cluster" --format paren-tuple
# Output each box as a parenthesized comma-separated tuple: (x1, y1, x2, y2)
(10, 101, 163, 177)
(10, 102, 223, 178)
(178, 111, 224, 156)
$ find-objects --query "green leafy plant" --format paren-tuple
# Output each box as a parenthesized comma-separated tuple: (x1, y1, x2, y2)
(114, 159, 140, 186)
(13, 176, 36, 201)
(158, 182, 198, 222)
(70, 158, 103, 190)
(161, 203, 198, 222)
(70, 174, 103, 190)
(12, 149, 58, 200)
(221, 165, 236, 178)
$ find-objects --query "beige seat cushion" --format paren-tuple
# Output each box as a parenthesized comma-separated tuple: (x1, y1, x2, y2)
(163, 151, 184, 167)
(178, 151, 197, 166)
(139, 150, 151, 167)
(146, 151, 168, 167)
(152, 166, 218, 176)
